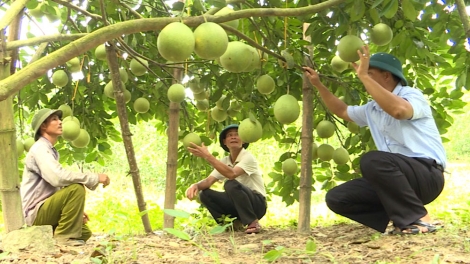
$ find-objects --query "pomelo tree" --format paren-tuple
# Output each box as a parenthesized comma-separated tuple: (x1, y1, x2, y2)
(0, 0, 469, 234)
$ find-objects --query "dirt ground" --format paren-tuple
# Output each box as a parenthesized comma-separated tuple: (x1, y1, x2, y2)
(2, 222, 469, 264)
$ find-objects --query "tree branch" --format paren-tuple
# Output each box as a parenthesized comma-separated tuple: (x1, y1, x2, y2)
(0, 0, 346, 101)
(455, 0, 470, 38)
(52, 0, 103, 21)
(0, 0, 28, 30)
(6, 33, 87, 50)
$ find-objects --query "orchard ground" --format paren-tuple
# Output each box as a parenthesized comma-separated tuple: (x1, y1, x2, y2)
(1, 162, 469, 264)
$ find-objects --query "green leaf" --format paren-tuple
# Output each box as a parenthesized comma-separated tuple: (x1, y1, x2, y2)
(350, 1, 366, 22)
(306, 239, 317, 252)
(164, 228, 191, 241)
(381, 0, 398, 18)
(209, 225, 227, 235)
(163, 209, 191, 219)
(263, 249, 284, 261)
(371, 0, 385, 9)
(402, 0, 417, 21)
(248, 112, 257, 122)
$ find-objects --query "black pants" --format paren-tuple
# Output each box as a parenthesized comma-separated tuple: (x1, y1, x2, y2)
(199, 180, 267, 225)
(325, 151, 445, 232)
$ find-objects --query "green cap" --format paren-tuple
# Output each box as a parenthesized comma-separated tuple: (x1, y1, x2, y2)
(32, 108, 62, 141)
(219, 124, 249, 152)
(369, 53, 408, 86)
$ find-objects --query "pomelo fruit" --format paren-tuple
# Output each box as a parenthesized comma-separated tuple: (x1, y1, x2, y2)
(130, 58, 148, 76)
(134, 97, 150, 113)
(311, 143, 318, 160)
(182, 132, 202, 148)
(238, 118, 262, 143)
(337, 35, 364, 62)
(210, 107, 227, 122)
(242, 46, 259, 72)
(282, 158, 298, 175)
(196, 99, 209, 111)
(193, 90, 207, 100)
(215, 7, 239, 29)
(331, 56, 349, 73)
(167, 84, 186, 103)
(104, 81, 125, 99)
(189, 78, 204, 94)
(216, 95, 230, 111)
(62, 116, 80, 126)
(347, 122, 360, 134)
(370, 23, 393, 46)
(24, 137, 35, 152)
(62, 121, 81, 141)
(123, 89, 131, 103)
(316, 120, 335, 138)
(95, 44, 107, 61)
(16, 139, 24, 157)
(157, 22, 195, 62)
(58, 104, 72, 118)
(256, 74, 275, 95)
(332, 147, 349, 165)
(71, 129, 90, 148)
(317, 144, 334, 161)
(273, 94, 300, 124)
(66, 57, 81, 73)
(219, 41, 253, 73)
(109, 68, 129, 83)
(194, 22, 229, 60)
(52, 70, 68, 87)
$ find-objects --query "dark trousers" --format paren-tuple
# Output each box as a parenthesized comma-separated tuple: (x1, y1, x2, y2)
(325, 151, 445, 232)
(199, 180, 267, 225)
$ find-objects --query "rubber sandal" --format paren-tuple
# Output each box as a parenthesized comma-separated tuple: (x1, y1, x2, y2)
(388, 225, 420, 235)
(245, 221, 261, 234)
(411, 219, 437, 233)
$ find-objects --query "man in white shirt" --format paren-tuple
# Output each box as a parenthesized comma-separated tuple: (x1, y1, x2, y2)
(21, 108, 110, 246)
(185, 124, 267, 234)
(303, 47, 445, 235)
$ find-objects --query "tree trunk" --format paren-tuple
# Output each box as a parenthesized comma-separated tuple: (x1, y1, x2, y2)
(105, 43, 152, 233)
(0, 29, 24, 233)
(164, 67, 183, 228)
(455, 0, 470, 38)
(298, 23, 314, 233)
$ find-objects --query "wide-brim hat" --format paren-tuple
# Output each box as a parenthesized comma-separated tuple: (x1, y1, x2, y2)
(219, 124, 249, 152)
(369, 52, 408, 86)
(32, 108, 63, 141)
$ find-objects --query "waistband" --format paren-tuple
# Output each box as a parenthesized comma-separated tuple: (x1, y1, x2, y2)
(433, 163, 444, 173)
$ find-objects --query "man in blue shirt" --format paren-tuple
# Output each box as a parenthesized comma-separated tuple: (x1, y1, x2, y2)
(303, 46, 445, 234)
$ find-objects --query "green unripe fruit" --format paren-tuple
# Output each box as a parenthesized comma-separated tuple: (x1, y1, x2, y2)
(71, 129, 90, 148)
(256, 74, 275, 95)
(238, 118, 263, 143)
(370, 23, 393, 46)
(58, 104, 72, 118)
(219, 41, 253, 73)
(316, 120, 335, 138)
(337, 35, 364, 62)
(109, 69, 129, 83)
(130, 58, 148, 76)
(193, 90, 207, 100)
(16, 139, 24, 157)
(274, 94, 300, 124)
(196, 99, 209, 111)
(330, 56, 349, 73)
(282, 158, 298, 175)
(182, 132, 202, 148)
(210, 107, 227, 122)
(52, 70, 68, 87)
(332, 147, 349, 165)
(215, 7, 239, 29)
(194, 22, 229, 60)
(62, 121, 81, 141)
(95, 45, 107, 61)
(123, 89, 131, 103)
(104, 81, 125, 99)
(134, 98, 150, 113)
(167, 84, 186, 103)
(311, 143, 318, 160)
(216, 95, 230, 111)
(317, 144, 335, 161)
(24, 138, 35, 152)
(62, 116, 80, 126)
(347, 122, 360, 134)
(189, 78, 204, 94)
(157, 22, 195, 62)
(66, 57, 81, 73)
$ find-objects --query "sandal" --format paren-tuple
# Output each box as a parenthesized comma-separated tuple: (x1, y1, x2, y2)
(388, 219, 437, 235)
(245, 221, 262, 234)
